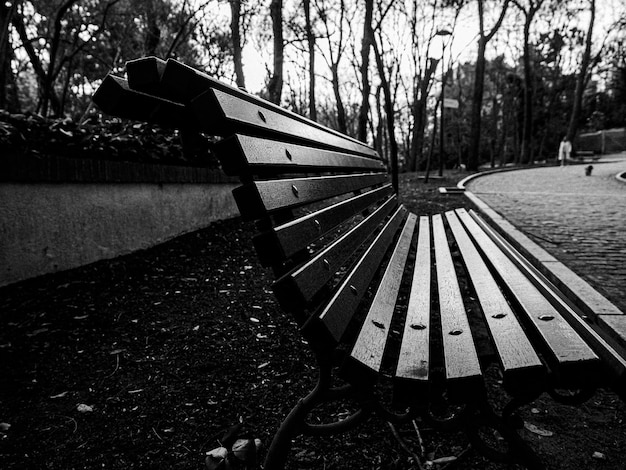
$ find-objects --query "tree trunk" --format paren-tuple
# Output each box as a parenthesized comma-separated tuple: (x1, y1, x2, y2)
(566, 0, 595, 142)
(408, 58, 438, 172)
(331, 64, 347, 133)
(229, 0, 246, 89)
(0, 2, 19, 111)
(467, 0, 509, 171)
(520, 18, 533, 164)
(370, 31, 398, 192)
(303, 0, 316, 120)
(267, 0, 283, 105)
(356, 0, 373, 142)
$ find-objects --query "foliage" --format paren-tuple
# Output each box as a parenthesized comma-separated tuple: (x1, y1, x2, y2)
(0, 110, 218, 167)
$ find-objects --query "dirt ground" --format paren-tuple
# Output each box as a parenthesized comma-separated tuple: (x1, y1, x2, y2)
(1, 171, 624, 470)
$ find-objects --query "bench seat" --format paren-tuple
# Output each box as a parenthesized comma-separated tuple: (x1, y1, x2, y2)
(93, 57, 626, 470)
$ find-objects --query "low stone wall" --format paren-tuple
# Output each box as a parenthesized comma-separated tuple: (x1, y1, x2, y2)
(0, 154, 239, 287)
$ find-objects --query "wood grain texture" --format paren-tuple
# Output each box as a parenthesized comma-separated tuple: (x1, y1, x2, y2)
(273, 196, 398, 306)
(433, 214, 482, 382)
(253, 186, 394, 265)
(456, 209, 599, 381)
(308, 207, 407, 343)
(445, 211, 544, 386)
(216, 134, 385, 175)
(396, 216, 431, 382)
(233, 173, 389, 219)
(349, 214, 417, 373)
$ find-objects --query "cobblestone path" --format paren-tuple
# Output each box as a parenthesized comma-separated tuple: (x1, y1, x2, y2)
(467, 155, 626, 313)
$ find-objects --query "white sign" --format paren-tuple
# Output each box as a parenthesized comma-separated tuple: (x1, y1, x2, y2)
(443, 98, 459, 109)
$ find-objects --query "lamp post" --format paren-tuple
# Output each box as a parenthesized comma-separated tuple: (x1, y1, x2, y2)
(436, 29, 452, 177)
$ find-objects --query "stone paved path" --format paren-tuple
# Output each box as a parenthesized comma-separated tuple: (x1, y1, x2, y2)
(467, 154, 626, 313)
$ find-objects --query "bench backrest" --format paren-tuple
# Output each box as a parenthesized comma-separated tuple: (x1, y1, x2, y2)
(94, 58, 401, 353)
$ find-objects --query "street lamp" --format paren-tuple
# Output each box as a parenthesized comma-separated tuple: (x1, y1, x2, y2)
(436, 29, 452, 177)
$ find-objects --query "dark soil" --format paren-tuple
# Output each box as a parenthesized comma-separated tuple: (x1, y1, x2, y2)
(1, 171, 624, 470)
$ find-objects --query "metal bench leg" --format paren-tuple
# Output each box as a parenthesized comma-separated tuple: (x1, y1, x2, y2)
(263, 352, 370, 469)
(466, 396, 545, 470)
(263, 384, 325, 470)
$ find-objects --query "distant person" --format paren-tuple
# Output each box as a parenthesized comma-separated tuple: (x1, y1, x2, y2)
(558, 137, 572, 166)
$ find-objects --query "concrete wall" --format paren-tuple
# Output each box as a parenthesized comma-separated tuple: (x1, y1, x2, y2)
(0, 182, 239, 287)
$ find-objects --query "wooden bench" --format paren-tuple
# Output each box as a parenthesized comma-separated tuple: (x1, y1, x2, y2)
(93, 58, 626, 470)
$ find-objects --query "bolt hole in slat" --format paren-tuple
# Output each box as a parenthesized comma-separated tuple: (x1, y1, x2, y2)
(258, 110, 267, 122)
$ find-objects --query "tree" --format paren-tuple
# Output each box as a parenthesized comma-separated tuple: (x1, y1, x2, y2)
(0, 2, 19, 111)
(267, 0, 284, 104)
(466, 0, 509, 171)
(356, 0, 373, 142)
(566, 0, 595, 142)
(512, 0, 546, 164)
(314, 0, 352, 134)
(303, 0, 316, 120)
(229, 0, 246, 89)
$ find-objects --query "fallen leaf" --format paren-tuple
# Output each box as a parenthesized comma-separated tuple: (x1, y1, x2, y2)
(524, 422, 553, 437)
(592, 451, 606, 460)
(0, 423, 10, 432)
(205, 446, 228, 470)
(76, 404, 93, 413)
(232, 438, 256, 463)
(50, 391, 68, 399)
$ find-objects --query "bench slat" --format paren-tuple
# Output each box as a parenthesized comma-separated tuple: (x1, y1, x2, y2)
(433, 214, 482, 386)
(253, 185, 394, 266)
(192, 88, 378, 158)
(466, 209, 626, 388)
(157, 59, 378, 158)
(125, 56, 167, 96)
(303, 206, 407, 344)
(349, 213, 418, 375)
(456, 209, 599, 386)
(396, 216, 431, 384)
(92, 75, 187, 127)
(445, 211, 545, 390)
(273, 196, 398, 308)
(233, 173, 389, 219)
(215, 134, 385, 176)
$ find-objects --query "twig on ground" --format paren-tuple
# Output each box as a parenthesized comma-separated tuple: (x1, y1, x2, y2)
(440, 444, 472, 470)
(105, 353, 120, 378)
(412, 419, 426, 457)
(152, 426, 164, 442)
(387, 421, 424, 470)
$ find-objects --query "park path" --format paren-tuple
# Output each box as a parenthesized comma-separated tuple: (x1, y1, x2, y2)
(467, 154, 626, 313)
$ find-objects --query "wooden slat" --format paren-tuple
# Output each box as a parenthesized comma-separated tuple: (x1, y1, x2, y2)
(433, 214, 482, 385)
(161, 59, 378, 158)
(273, 196, 398, 308)
(191, 88, 378, 158)
(303, 207, 407, 344)
(396, 216, 431, 384)
(233, 173, 389, 220)
(253, 185, 394, 266)
(456, 209, 599, 386)
(466, 209, 626, 388)
(126, 56, 167, 95)
(92, 75, 187, 127)
(349, 214, 418, 376)
(445, 211, 544, 389)
(214, 134, 385, 176)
